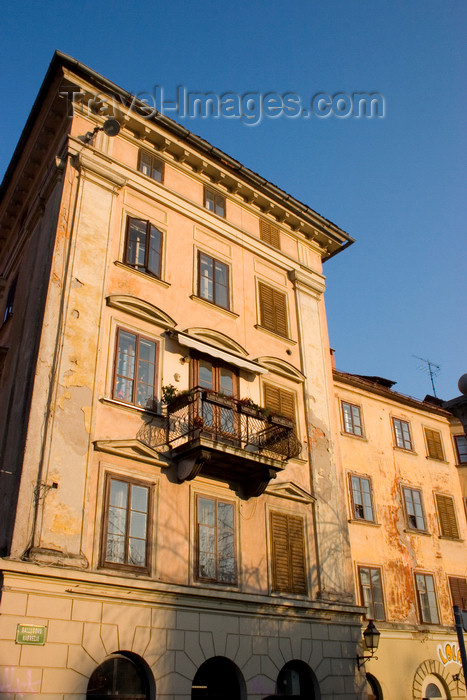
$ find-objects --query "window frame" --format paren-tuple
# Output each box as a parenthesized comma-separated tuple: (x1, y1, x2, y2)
(424, 426, 445, 461)
(341, 400, 364, 437)
(414, 572, 440, 624)
(454, 434, 467, 464)
(112, 327, 159, 409)
(204, 186, 226, 217)
(100, 473, 153, 574)
(392, 417, 413, 451)
(349, 474, 375, 523)
(402, 485, 427, 532)
(269, 509, 307, 596)
(124, 216, 164, 279)
(197, 250, 231, 310)
(195, 493, 237, 585)
(434, 492, 460, 540)
(357, 565, 386, 620)
(138, 149, 164, 183)
(257, 280, 290, 339)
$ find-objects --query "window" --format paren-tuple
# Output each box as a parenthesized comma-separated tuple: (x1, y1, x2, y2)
(258, 281, 289, 338)
(101, 476, 151, 572)
(358, 566, 385, 620)
(204, 187, 225, 217)
(124, 217, 163, 278)
(349, 475, 375, 522)
(415, 573, 439, 624)
(138, 150, 163, 182)
(260, 219, 280, 249)
(196, 495, 236, 584)
(341, 401, 363, 436)
(113, 328, 158, 408)
(392, 417, 413, 450)
(264, 383, 295, 422)
(270, 511, 307, 595)
(403, 486, 426, 531)
(198, 252, 230, 309)
(454, 435, 467, 464)
(3, 275, 17, 324)
(435, 494, 460, 539)
(448, 576, 467, 610)
(195, 356, 238, 436)
(424, 427, 444, 460)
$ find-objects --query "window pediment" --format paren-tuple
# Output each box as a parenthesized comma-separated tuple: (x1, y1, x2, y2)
(183, 328, 249, 356)
(94, 438, 167, 466)
(256, 356, 305, 382)
(266, 481, 315, 503)
(106, 295, 176, 329)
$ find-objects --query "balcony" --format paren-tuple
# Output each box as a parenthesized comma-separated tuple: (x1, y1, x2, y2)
(139, 388, 302, 497)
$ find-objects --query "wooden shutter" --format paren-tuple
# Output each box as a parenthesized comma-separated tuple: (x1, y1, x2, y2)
(258, 282, 288, 337)
(448, 576, 467, 609)
(425, 428, 444, 460)
(264, 384, 295, 420)
(270, 511, 307, 594)
(260, 219, 280, 249)
(436, 494, 459, 539)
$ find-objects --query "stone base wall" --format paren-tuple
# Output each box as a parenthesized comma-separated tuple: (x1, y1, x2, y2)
(0, 568, 365, 699)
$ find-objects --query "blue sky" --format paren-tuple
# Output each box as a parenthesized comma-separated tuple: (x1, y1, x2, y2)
(1, 0, 465, 400)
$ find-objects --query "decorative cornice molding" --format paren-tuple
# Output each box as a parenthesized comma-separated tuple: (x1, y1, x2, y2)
(288, 268, 326, 298)
(72, 151, 127, 193)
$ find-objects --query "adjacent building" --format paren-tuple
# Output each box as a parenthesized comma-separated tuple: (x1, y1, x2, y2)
(333, 368, 467, 699)
(0, 53, 366, 699)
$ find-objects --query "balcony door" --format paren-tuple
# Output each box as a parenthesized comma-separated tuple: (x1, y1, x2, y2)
(193, 356, 238, 438)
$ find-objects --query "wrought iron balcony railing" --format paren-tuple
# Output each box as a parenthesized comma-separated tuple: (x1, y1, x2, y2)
(163, 387, 302, 461)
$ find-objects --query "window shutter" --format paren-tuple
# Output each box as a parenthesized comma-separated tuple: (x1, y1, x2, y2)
(425, 428, 444, 460)
(264, 384, 295, 421)
(436, 494, 459, 539)
(288, 515, 307, 594)
(260, 220, 280, 249)
(270, 511, 307, 595)
(270, 512, 291, 592)
(448, 576, 467, 609)
(258, 282, 288, 337)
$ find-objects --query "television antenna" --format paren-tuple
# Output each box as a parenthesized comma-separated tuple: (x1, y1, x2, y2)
(413, 355, 441, 397)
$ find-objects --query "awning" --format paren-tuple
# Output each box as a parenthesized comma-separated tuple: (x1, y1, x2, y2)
(175, 332, 268, 375)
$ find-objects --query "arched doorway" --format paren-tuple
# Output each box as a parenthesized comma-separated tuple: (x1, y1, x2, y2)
(191, 656, 246, 699)
(276, 660, 320, 698)
(87, 652, 155, 700)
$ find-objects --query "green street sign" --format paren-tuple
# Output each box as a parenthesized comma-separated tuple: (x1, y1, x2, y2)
(16, 624, 47, 645)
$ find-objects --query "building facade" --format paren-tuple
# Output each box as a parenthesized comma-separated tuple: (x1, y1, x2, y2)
(333, 369, 467, 699)
(0, 53, 367, 699)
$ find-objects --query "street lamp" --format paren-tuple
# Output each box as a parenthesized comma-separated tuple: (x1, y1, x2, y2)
(357, 620, 381, 669)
